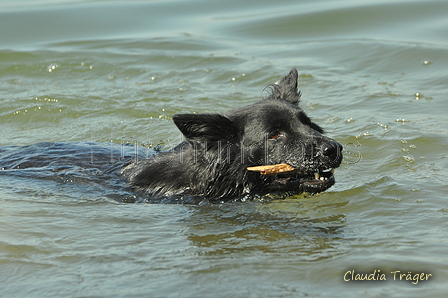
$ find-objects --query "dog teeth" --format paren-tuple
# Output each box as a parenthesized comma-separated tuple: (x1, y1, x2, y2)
(314, 169, 335, 181)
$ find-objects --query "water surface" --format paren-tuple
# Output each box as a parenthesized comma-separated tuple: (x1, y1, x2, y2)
(1, 0, 448, 297)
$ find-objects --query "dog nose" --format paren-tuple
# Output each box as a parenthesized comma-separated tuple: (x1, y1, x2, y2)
(322, 141, 343, 162)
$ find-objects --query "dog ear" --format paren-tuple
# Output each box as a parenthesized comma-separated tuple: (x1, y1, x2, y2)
(172, 113, 238, 143)
(270, 68, 301, 104)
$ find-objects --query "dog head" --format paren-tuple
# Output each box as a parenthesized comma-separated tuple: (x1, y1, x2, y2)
(172, 68, 343, 196)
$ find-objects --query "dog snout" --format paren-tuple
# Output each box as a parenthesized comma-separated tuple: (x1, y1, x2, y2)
(322, 141, 343, 164)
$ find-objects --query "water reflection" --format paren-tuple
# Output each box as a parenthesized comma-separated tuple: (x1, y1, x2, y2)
(182, 196, 348, 260)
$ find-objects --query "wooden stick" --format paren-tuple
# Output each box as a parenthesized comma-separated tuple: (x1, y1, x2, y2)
(246, 163, 295, 175)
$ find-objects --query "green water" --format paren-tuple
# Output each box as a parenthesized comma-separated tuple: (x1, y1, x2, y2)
(1, 0, 448, 297)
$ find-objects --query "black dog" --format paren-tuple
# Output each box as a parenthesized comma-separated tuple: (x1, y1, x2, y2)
(123, 68, 342, 201)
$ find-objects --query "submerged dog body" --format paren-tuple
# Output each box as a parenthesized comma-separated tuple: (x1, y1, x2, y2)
(123, 68, 342, 200)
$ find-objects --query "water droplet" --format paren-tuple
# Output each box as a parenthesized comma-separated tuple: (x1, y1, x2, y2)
(48, 63, 59, 72)
(414, 92, 423, 100)
(396, 118, 410, 123)
(403, 155, 415, 163)
(376, 122, 389, 129)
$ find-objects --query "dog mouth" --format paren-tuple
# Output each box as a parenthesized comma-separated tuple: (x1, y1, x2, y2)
(247, 164, 336, 194)
(274, 168, 335, 193)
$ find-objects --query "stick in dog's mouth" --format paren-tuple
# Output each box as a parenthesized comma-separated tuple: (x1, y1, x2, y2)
(246, 163, 297, 175)
(247, 163, 335, 178)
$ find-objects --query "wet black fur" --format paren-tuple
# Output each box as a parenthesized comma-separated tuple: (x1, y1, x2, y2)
(122, 68, 343, 201)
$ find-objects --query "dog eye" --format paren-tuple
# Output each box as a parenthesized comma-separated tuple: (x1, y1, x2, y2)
(269, 132, 285, 140)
